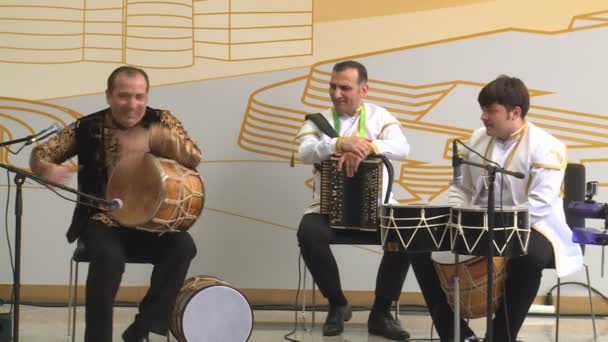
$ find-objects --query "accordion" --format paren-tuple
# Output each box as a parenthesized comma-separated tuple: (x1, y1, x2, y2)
(320, 157, 383, 231)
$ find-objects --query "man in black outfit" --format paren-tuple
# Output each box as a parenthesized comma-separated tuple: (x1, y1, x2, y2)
(30, 66, 202, 342)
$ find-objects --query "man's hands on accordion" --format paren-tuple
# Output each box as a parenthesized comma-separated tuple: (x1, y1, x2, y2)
(336, 136, 374, 177)
(336, 152, 363, 177)
(338, 136, 373, 159)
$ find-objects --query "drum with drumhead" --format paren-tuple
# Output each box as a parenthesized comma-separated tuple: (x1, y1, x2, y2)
(432, 251, 507, 319)
(106, 153, 205, 233)
(449, 206, 530, 257)
(380, 204, 452, 252)
(170, 276, 253, 342)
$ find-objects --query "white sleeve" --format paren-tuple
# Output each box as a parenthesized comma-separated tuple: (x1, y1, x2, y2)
(526, 143, 566, 225)
(296, 120, 337, 164)
(371, 118, 410, 160)
(448, 154, 474, 207)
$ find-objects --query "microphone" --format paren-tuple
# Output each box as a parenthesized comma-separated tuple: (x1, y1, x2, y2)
(26, 122, 62, 145)
(106, 198, 123, 210)
(452, 139, 462, 185)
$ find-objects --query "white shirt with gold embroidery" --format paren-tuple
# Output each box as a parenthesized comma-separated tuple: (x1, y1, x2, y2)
(449, 122, 583, 277)
(296, 102, 410, 214)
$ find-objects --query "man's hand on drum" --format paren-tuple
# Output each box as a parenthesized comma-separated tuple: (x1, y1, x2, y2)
(44, 164, 76, 185)
(338, 136, 373, 159)
(336, 152, 364, 177)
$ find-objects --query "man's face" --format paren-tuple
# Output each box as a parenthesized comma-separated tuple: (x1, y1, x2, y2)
(329, 68, 368, 115)
(106, 73, 148, 128)
(480, 103, 521, 140)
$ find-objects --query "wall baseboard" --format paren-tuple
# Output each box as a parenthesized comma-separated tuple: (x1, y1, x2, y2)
(0, 284, 604, 315)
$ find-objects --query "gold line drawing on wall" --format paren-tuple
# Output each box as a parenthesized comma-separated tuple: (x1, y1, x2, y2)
(0, 0, 313, 67)
(0, 97, 80, 175)
(569, 10, 608, 29)
(205, 206, 380, 254)
(238, 8, 608, 201)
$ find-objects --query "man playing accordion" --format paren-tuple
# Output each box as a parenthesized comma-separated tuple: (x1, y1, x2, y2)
(295, 60, 411, 341)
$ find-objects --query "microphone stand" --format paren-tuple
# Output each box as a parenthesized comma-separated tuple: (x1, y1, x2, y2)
(0, 137, 33, 148)
(0, 162, 110, 342)
(453, 156, 524, 342)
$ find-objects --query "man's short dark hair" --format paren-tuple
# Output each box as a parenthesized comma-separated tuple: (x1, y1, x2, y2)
(478, 75, 530, 118)
(107, 66, 150, 94)
(332, 60, 368, 85)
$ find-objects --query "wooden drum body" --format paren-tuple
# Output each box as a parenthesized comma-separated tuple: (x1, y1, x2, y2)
(432, 252, 507, 319)
(107, 153, 204, 233)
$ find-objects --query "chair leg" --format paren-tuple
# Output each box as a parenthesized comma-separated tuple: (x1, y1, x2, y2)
(312, 281, 316, 329)
(302, 262, 308, 331)
(555, 277, 560, 342)
(67, 258, 74, 341)
(72, 262, 79, 342)
(584, 264, 597, 342)
(394, 300, 400, 320)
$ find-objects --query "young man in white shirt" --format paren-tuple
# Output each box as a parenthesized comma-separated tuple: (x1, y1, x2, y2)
(411, 75, 583, 342)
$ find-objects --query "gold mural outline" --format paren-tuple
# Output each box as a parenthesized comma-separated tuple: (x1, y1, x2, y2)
(0, 97, 81, 172)
(205, 207, 381, 255)
(238, 9, 608, 201)
(0, 0, 314, 66)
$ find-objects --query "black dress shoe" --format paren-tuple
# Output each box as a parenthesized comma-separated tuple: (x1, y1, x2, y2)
(368, 311, 410, 341)
(323, 303, 353, 336)
(122, 321, 150, 342)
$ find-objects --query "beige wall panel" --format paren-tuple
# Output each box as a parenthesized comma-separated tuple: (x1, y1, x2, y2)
(0, 48, 81, 63)
(0, 20, 82, 34)
(230, 26, 311, 43)
(127, 16, 192, 27)
(194, 42, 228, 59)
(84, 35, 123, 49)
(3, 0, 84, 8)
(193, 0, 229, 13)
(1, 34, 82, 49)
(231, 0, 312, 12)
(127, 2, 193, 17)
(83, 48, 122, 62)
(0, 6, 83, 21)
(84, 8, 123, 22)
(194, 14, 229, 28)
(127, 36, 193, 50)
(129, 0, 192, 5)
(231, 13, 312, 28)
(230, 39, 310, 59)
(125, 49, 193, 67)
(85, 0, 124, 9)
(194, 29, 229, 43)
(314, 0, 489, 22)
(85, 22, 122, 35)
(127, 26, 192, 38)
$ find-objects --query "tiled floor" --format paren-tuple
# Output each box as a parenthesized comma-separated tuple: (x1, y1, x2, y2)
(5, 305, 607, 341)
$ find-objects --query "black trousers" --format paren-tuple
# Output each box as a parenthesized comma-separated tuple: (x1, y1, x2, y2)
(297, 213, 410, 306)
(411, 229, 554, 342)
(80, 219, 197, 342)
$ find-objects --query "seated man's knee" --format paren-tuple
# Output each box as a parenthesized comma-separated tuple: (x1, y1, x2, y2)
(89, 244, 126, 273)
(173, 233, 197, 260)
(297, 216, 324, 246)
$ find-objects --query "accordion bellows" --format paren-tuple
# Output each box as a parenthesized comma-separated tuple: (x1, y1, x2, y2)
(320, 157, 383, 231)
